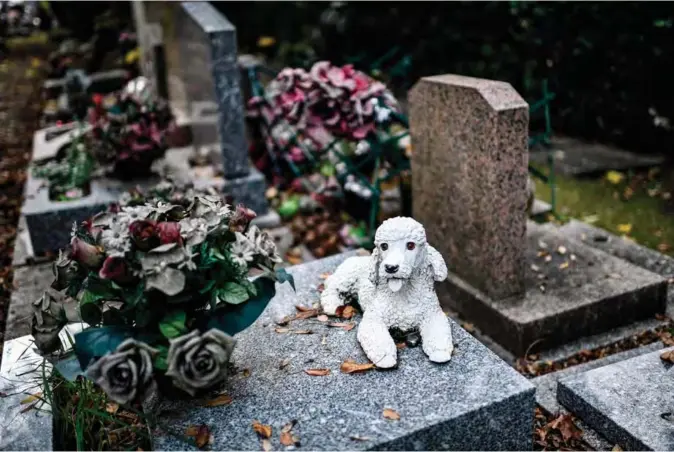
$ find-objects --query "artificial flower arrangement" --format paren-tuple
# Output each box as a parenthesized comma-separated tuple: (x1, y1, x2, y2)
(247, 61, 409, 178)
(33, 77, 176, 201)
(31, 192, 292, 404)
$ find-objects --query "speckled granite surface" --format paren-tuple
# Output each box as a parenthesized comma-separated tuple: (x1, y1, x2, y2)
(151, 252, 534, 451)
(441, 221, 667, 355)
(409, 74, 529, 302)
(558, 347, 674, 451)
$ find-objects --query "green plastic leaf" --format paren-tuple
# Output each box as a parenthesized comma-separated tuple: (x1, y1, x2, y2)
(159, 311, 186, 339)
(219, 282, 250, 305)
(241, 279, 258, 297)
(73, 327, 130, 370)
(207, 277, 276, 335)
(199, 279, 217, 295)
(80, 291, 102, 325)
(54, 354, 85, 382)
(146, 267, 185, 296)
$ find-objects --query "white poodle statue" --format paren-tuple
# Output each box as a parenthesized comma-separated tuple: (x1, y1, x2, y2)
(320, 217, 453, 368)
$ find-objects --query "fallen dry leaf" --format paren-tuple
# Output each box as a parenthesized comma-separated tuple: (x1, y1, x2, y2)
(294, 309, 320, 320)
(202, 393, 233, 407)
(304, 368, 331, 376)
(559, 261, 569, 270)
(661, 350, 674, 363)
(276, 316, 291, 326)
(340, 360, 375, 374)
(317, 314, 329, 322)
(327, 322, 355, 331)
(396, 342, 407, 349)
(336, 305, 356, 319)
(548, 413, 582, 442)
(195, 424, 211, 449)
(106, 402, 120, 414)
(617, 224, 633, 234)
(20, 403, 36, 414)
(658, 243, 670, 252)
(319, 272, 331, 280)
(252, 420, 272, 439)
(287, 255, 303, 265)
(605, 170, 625, 185)
(383, 408, 400, 421)
(295, 305, 314, 313)
(261, 439, 272, 452)
(20, 393, 41, 405)
(461, 322, 475, 333)
(275, 327, 290, 334)
(280, 431, 300, 447)
(612, 445, 623, 451)
(275, 328, 313, 335)
(185, 426, 199, 437)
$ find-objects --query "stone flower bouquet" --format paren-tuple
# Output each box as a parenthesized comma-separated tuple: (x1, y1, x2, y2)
(31, 194, 293, 404)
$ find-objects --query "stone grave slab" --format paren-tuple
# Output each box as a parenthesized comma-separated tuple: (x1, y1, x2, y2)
(441, 221, 667, 355)
(151, 252, 535, 451)
(0, 335, 52, 450)
(132, 1, 168, 99)
(558, 219, 674, 280)
(529, 136, 664, 176)
(558, 347, 674, 450)
(22, 139, 227, 256)
(32, 122, 92, 163)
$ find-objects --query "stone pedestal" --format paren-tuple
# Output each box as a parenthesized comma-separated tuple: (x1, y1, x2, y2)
(150, 253, 535, 451)
(131, 1, 169, 99)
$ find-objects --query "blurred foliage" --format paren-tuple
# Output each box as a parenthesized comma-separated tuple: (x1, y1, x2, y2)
(215, 1, 674, 156)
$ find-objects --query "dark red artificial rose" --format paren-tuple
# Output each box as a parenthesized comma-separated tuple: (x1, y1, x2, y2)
(128, 220, 158, 250)
(99, 256, 132, 283)
(156, 222, 182, 245)
(70, 237, 104, 269)
(229, 204, 257, 233)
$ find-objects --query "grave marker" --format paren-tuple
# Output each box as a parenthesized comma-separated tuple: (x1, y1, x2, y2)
(409, 74, 667, 354)
(131, 1, 169, 99)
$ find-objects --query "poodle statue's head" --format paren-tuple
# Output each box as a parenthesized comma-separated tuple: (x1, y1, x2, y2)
(368, 217, 448, 292)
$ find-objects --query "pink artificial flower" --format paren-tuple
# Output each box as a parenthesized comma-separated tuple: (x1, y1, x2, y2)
(99, 256, 132, 283)
(70, 237, 104, 269)
(156, 222, 182, 245)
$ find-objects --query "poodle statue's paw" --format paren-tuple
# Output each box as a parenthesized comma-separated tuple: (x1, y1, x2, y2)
(427, 348, 453, 364)
(320, 293, 341, 316)
(375, 352, 398, 369)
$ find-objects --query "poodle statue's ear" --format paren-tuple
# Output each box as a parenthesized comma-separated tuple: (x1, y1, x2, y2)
(426, 245, 448, 282)
(368, 246, 381, 286)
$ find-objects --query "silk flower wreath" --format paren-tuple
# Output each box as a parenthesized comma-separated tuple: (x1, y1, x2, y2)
(31, 194, 293, 403)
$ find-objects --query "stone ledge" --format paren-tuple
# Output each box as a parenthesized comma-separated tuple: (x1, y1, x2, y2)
(439, 221, 667, 355)
(558, 347, 674, 451)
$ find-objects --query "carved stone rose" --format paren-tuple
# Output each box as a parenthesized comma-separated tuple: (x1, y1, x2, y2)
(165, 329, 236, 396)
(86, 339, 159, 405)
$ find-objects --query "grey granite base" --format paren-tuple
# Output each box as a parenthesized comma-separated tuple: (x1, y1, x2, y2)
(151, 252, 535, 451)
(0, 335, 53, 450)
(558, 347, 674, 450)
(42, 69, 129, 100)
(557, 220, 674, 280)
(439, 221, 667, 355)
(529, 136, 664, 176)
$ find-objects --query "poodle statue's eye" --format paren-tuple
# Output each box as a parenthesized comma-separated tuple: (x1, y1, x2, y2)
(380, 243, 388, 251)
(406, 242, 416, 250)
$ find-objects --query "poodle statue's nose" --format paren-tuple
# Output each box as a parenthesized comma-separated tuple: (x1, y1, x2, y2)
(384, 265, 399, 274)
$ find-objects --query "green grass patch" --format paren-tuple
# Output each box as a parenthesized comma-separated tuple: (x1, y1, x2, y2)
(534, 166, 674, 256)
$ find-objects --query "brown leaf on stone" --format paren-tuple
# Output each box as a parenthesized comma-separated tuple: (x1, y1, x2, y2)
(275, 327, 290, 334)
(202, 393, 233, 407)
(317, 283, 325, 293)
(276, 316, 291, 326)
(612, 445, 623, 451)
(287, 255, 303, 265)
(661, 350, 674, 363)
(294, 308, 319, 320)
(336, 305, 356, 319)
(195, 424, 211, 449)
(328, 322, 355, 331)
(395, 342, 406, 349)
(261, 439, 272, 452)
(252, 420, 272, 439)
(304, 368, 331, 376)
(317, 314, 329, 322)
(319, 272, 332, 280)
(340, 360, 375, 374)
(295, 305, 314, 313)
(461, 322, 475, 333)
(185, 426, 199, 437)
(383, 408, 400, 420)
